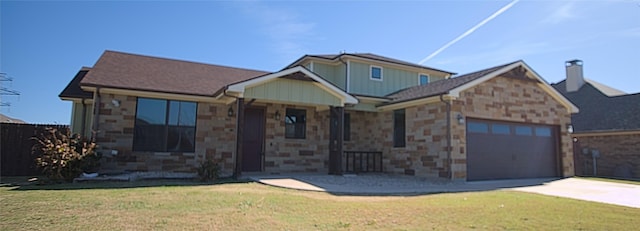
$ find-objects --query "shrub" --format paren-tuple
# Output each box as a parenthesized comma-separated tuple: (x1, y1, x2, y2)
(197, 159, 220, 182)
(32, 128, 100, 182)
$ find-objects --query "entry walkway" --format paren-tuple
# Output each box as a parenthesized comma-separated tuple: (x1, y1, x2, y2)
(248, 174, 640, 208)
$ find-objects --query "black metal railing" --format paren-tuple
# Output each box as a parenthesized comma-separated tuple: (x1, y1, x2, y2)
(344, 151, 383, 173)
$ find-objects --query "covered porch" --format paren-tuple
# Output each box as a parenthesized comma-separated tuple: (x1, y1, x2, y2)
(223, 66, 375, 177)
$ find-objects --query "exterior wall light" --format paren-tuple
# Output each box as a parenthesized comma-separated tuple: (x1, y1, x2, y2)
(227, 107, 234, 117)
(456, 114, 465, 125)
(567, 124, 574, 134)
(111, 99, 120, 107)
(275, 110, 281, 120)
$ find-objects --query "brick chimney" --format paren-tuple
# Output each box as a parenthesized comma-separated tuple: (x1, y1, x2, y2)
(565, 59, 584, 92)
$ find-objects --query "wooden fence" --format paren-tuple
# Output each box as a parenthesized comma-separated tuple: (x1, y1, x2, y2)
(1, 123, 69, 176)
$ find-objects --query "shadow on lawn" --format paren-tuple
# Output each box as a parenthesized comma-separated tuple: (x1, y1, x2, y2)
(1, 176, 252, 191)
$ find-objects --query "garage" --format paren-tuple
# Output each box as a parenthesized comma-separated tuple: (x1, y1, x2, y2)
(466, 119, 559, 181)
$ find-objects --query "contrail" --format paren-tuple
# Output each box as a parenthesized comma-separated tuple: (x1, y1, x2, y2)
(418, 0, 520, 65)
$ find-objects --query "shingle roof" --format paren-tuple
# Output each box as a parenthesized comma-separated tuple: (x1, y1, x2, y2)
(59, 68, 93, 99)
(552, 81, 640, 132)
(288, 53, 456, 75)
(80, 51, 269, 96)
(385, 61, 519, 104)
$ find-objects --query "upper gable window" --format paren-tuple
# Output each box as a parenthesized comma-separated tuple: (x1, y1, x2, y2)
(419, 74, 430, 85)
(370, 65, 383, 81)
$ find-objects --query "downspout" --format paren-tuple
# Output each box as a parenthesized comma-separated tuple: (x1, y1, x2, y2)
(439, 94, 453, 180)
(338, 57, 349, 92)
(91, 87, 101, 142)
(81, 98, 87, 138)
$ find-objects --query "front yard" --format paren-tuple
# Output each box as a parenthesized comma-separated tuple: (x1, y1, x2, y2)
(1, 179, 638, 230)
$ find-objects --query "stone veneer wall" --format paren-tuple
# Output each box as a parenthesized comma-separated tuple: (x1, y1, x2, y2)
(450, 75, 574, 179)
(382, 75, 575, 180)
(574, 133, 640, 178)
(95, 93, 237, 175)
(262, 103, 331, 173)
(381, 103, 451, 178)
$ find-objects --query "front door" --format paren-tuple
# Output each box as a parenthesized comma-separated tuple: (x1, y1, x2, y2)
(242, 107, 265, 172)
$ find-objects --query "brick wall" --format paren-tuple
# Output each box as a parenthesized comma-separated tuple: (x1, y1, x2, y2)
(574, 133, 640, 178)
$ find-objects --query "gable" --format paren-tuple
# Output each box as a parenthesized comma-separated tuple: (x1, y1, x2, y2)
(244, 78, 342, 106)
(226, 66, 357, 106)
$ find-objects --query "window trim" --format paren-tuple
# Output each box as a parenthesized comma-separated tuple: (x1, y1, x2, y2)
(418, 73, 430, 85)
(370, 65, 383, 81)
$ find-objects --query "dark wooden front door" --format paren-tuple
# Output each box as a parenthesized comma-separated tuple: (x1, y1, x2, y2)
(242, 107, 265, 172)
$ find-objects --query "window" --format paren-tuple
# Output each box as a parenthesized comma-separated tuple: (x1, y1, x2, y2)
(344, 113, 351, 141)
(467, 122, 488, 133)
(393, 109, 405, 147)
(370, 65, 383, 81)
(535, 127, 552, 137)
(133, 98, 197, 152)
(491, 124, 510, 135)
(515, 126, 533, 136)
(285, 108, 306, 139)
(419, 74, 430, 85)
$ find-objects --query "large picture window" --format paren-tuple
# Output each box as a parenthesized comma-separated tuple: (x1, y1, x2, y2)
(393, 109, 406, 147)
(285, 108, 306, 139)
(133, 98, 197, 152)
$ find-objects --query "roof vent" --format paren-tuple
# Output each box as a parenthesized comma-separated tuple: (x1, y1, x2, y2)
(565, 59, 584, 92)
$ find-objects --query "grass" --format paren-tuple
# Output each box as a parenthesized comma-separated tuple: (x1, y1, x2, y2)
(1, 178, 639, 230)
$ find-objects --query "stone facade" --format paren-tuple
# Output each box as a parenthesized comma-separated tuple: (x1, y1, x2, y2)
(574, 133, 640, 178)
(94, 93, 237, 175)
(451, 75, 574, 179)
(382, 74, 574, 180)
(91, 73, 574, 181)
(262, 103, 331, 173)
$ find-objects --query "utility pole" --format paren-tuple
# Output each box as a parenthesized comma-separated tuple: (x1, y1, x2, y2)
(0, 73, 20, 109)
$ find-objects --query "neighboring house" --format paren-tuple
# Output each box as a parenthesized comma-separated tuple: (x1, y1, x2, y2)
(552, 60, 640, 179)
(0, 113, 26, 124)
(60, 50, 578, 181)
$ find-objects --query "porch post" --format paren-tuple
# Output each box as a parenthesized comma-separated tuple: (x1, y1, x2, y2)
(234, 98, 245, 179)
(329, 106, 344, 175)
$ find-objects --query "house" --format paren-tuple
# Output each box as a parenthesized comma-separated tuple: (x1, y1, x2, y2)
(552, 60, 640, 179)
(60, 50, 578, 181)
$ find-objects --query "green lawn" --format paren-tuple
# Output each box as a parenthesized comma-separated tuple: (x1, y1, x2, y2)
(1, 178, 638, 230)
(577, 176, 640, 185)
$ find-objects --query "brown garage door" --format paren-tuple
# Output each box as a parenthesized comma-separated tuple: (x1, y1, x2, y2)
(466, 119, 559, 181)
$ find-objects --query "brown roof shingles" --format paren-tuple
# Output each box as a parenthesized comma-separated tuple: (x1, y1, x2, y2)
(80, 51, 269, 96)
(385, 61, 519, 104)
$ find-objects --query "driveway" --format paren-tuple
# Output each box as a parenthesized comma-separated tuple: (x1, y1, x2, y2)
(249, 174, 640, 208)
(512, 177, 640, 208)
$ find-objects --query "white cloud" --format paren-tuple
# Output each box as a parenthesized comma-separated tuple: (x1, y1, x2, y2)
(237, 3, 317, 62)
(542, 1, 578, 24)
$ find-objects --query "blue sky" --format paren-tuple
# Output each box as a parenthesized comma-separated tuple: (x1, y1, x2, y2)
(1, 0, 639, 124)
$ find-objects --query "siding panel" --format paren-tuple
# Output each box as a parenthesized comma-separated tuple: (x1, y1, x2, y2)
(245, 78, 342, 106)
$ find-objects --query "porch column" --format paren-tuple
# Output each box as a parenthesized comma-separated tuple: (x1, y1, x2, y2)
(234, 98, 245, 178)
(329, 106, 344, 175)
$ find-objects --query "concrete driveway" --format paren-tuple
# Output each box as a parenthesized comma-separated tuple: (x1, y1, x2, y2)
(511, 178, 640, 208)
(250, 174, 640, 208)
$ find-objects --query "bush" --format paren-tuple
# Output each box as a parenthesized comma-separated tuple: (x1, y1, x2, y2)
(197, 159, 220, 182)
(32, 128, 100, 182)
